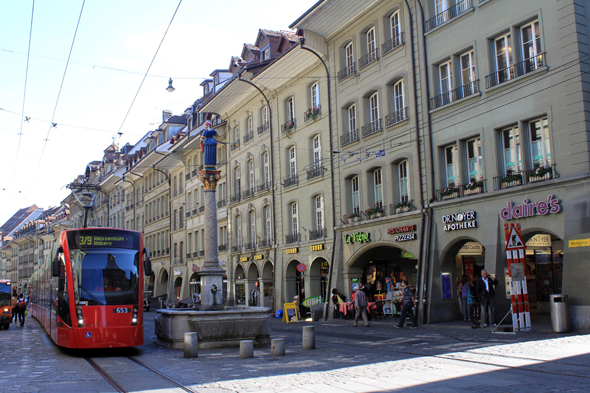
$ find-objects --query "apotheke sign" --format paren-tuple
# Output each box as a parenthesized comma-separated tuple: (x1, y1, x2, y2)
(442, 211, 478, 232)
(500, 195, 561, 220)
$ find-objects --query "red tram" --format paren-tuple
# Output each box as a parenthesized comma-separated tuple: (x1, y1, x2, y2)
(30, 228, 151, 348)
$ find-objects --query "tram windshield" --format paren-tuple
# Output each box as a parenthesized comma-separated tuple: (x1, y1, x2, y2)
(70, 249, 139, 306)
(0, 283, 11, 307)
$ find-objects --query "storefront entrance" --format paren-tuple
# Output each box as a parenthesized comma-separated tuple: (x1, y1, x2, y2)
(522, 232, 564, 313)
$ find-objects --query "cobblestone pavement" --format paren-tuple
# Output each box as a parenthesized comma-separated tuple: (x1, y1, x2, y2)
(1, 312, 589, 392)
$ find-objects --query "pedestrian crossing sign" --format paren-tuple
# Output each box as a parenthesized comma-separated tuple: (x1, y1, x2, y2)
(506, 227, 526, 250)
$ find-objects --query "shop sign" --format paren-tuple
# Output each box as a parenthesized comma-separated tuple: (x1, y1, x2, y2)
(442, 211, 478, 232)
(569, 239, 590, 248)
(458, 242, 483, 255)
(526, 234, 551, 248)
(174, 270, 182, 276)
(286, 248, 298, 254)
(343, 232, 371, 244)
(302, 296, 323, 307)
(500, 195, 561, 220)
(310, 244, 324, 251)
(254, 254, 264, 260)
(240, 257, 250, 262)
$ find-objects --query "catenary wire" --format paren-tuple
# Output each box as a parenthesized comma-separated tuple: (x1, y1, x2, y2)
(12, 0, 35, 197)
(26, 0, 86, 200)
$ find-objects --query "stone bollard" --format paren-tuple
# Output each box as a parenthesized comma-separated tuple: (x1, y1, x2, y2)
(184, 332, 198, 358)
(302, 326, 315, 349)
(240, 340, 254, 358)
(271, 338, 285, 356)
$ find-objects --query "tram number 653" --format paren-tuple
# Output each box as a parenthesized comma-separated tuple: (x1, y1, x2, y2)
(113, 308, 131, 313)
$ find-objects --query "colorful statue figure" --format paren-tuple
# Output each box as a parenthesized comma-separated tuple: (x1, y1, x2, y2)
(200, 121, 218, 167)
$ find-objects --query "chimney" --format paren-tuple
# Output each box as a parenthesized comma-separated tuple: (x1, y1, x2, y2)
(163, 110, 173, 123)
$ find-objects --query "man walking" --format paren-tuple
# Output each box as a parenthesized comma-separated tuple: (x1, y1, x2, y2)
(394, 280, 418, 329)
(353, 287, 369, 327)
(476, 269, 499, 327)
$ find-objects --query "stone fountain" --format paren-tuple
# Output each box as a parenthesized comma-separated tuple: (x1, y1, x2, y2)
(155, 124, 271, 349)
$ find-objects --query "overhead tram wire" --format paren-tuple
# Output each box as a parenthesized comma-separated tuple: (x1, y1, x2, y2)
(26, 0, 86, 199)
(12, 0, 35, 197)
(116, 0, 183, 135)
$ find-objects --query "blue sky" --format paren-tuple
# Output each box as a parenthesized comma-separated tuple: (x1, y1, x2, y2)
(0, 0, 318, 226)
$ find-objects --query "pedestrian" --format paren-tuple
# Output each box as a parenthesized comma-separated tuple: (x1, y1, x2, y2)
(353, 287, 369, 327)
(460, 275, 469, 321)
(394, 280, 418, 329)
(17, 293, 27, 327)
(11, 292, 18, 324)
(476, 269, 499, 328)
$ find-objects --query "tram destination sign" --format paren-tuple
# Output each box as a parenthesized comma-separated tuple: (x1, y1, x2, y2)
(442, 211, 478, 232)
(74, 233, 134, 249)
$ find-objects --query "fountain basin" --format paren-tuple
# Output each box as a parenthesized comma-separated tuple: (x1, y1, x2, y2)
(154, 306, 272, 349)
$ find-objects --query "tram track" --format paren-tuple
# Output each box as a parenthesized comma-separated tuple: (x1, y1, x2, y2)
(86, 356, 198, 393)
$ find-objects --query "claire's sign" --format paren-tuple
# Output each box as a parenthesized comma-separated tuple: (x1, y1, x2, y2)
(500, 195, 561, 220)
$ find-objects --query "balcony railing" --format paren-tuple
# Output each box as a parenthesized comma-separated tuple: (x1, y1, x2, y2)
(338, 63, 356, 82)
(340, 129, 359, 146)
(385, 107, 408, 127)
(242, 187, 255, 199)
(282, 174, 298, 188)
(286, 233, 301, 245)
(257, 181, 272, 192)
(382, 32, 404, 56)
(485, 53, 546, 88)
(258, 238, 273, 248)
(358, 48, 379, 69)
(309, 228, 327, 241)
(231, 245, 242, 253)
(425, 0, 472, 32)
(306, 165, 325, 180)
(281, 119, 296, 136)
(436, 180, 487, 202)
(230, 141, 240, 151)
(217, 198, 227, 208)
(230, 192, 241, 203)
(218, 244, 228, 252)
(243, 132, 254, 144)
(244, 242, 256, 251)
(493, 164, 556, 190)
(257, 121, 269, 135)
(430, 80, 480, 109)
(361, 119, 383, 138)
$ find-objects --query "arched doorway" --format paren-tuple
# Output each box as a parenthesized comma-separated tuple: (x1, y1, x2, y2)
(234, 265, 245, 305)
(438, 238, 486, 322)
(173, 277, 182, 301)
(309, 258, 329, 301)
(348, 244, 418, 301)
(246, 263, 260, 306)
(261, 261, 274, 311)
(522, 230, 564, 313)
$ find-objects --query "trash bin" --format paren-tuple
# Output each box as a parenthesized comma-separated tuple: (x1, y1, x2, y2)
(549, 294, 570, 333)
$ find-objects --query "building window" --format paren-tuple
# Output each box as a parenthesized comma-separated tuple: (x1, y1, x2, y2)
(287, 97, 295, 122)
(312, 135, 321, 166)
(289, 146, 297, 177)
(315, 195, 324, 231)
(263, 152, 270, 185)
(291, 202, 299, 234)
(466, 137, 482, 183)
(264, 206, 272, 240)
(445, 145, 458, 187)
(521, 20, 542, 72)
(502, 126, 521, 174)
(373, 169, 383, 208)
(351, 175, 360, 215)
(530, 118, 551, 168)
(439, 61, 452, 104)
(399, 160, 409, 202)
(311, 83, 320, 109)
